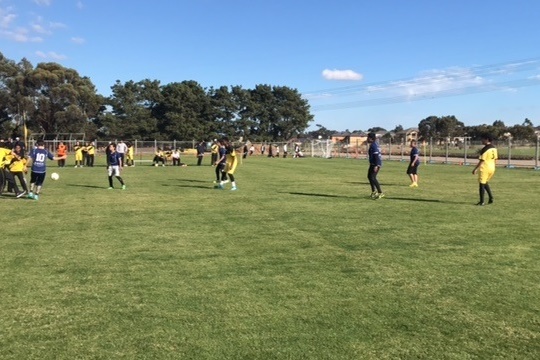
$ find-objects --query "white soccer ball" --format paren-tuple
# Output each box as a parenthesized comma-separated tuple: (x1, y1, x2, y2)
(51, 172, 60, 180)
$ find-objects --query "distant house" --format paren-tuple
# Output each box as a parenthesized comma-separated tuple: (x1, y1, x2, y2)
(394, 128, 419, 143)
(331, 132, 368, 146)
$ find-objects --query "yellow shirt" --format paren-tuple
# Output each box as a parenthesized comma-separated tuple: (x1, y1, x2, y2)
(0, 148, 13, 169)
(9, 157, 27, 172)
(86, 145, 95, 155)
(226, 149, 238, 174)
(479, 145, 498, 172)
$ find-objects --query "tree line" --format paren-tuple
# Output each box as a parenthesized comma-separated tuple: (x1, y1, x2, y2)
(310, 116, 537, 143)
(1, 52, 537, 142)
(0, 52, 312, 142)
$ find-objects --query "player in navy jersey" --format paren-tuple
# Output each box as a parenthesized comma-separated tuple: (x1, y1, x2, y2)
(107, 143, 126, 190)
(407, 140, 420, 187)
(367, 132, 384, 199)
(26, 140, 67, 200)
(213, 139, 228, 188)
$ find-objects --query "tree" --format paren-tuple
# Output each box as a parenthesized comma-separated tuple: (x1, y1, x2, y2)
(155, 80, 211, 141)
(418, 115, 464, 141)
(106, 79, 162, 140)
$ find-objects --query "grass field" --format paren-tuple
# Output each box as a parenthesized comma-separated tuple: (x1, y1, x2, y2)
(2, 155, 539, 359)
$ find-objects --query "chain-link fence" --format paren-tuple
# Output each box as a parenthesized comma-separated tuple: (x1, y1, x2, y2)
(26, 137, 540, 169)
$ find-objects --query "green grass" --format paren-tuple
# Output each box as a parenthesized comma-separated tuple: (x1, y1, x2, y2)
(2, 155, 539, 359)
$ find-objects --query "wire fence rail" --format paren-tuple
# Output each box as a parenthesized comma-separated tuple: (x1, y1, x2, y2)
(29, 137, 540, 169)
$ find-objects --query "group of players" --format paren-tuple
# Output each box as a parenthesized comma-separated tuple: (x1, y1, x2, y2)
(0, 139, 66, 200)
(367, 132, 498, 205)
(212, 137, 239, 191)
(2, 132, 496, 203)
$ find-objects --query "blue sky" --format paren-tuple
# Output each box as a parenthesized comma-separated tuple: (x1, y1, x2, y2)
(2, 0, 540, 132)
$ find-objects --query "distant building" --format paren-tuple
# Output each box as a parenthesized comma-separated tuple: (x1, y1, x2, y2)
(331, 132, 368, 146)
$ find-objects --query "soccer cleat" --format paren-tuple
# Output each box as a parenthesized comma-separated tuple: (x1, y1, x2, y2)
(476, 202, 485, 206)
(376, 193, 385, 199)
(108, 187, 114, 190)
(122, 185, 126, 190)
(488, 198, 494, 204)
(16, 191, 26, 198)
(370, 191, 378, 199)
(33, 194, 39, 201)
(231, 187, 237, 191)
(27, 192, 34, 199)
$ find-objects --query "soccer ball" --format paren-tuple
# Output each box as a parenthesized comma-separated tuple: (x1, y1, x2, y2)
(51, 172, 60, 180)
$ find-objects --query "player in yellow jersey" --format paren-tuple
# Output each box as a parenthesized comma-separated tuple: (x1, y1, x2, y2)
(8, 144, 29, 195)
(0, 141, 25, 197)
(74, 141, 84, 167)
(472, 135, 498, 206)
(224, 137, 238, 191)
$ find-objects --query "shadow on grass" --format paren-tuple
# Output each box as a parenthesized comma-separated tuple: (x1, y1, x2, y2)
(345, 181, 403, 187)
(385, 196, 442, 203)
(163, 183, 213, 190)
(170, 178, 209, 184)
(66, 184, 105, 189)
(286, 191, 350, 199)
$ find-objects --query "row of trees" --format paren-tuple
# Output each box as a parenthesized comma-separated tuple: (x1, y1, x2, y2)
(0, 52, 313, 142)
(312, 116, 538, 143)
(1, 52, 537, 142)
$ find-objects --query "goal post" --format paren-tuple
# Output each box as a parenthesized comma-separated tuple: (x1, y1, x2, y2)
(311, 139, 335, 158)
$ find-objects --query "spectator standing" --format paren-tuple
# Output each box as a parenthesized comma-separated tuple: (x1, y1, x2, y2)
(116, 140, 128, 166)
(57, 142, 67, 167)
(86, 141, 95, 167)
(74, 141, 84, 167)
(196, 140, 206, 166)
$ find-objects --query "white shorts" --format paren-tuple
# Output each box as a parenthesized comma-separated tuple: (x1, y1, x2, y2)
(108, 165, 121, 177)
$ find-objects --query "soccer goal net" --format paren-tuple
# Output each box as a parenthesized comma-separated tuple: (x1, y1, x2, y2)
(311, 139, 335, 158)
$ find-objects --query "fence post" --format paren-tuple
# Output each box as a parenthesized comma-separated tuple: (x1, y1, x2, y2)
(429, 137, 433, 163)
(507, 136, 514, 168)
(400, 139, 404, 162)
(463, 137, 469, 165)
(445, 138, 449, 164)
(534, 135, 540, 170)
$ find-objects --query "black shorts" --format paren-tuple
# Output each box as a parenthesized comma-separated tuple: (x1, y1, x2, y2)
(406, 164, 419, 175)
(30, 171, 46, 186)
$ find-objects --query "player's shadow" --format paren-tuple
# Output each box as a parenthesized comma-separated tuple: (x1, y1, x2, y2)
(345, 181, 402, 187)
(165, 178, 215, 189)
(171, 178, 209, 184)
(385, 197, 442, 203)
(285, 191, 350, 199)
(66, 183, 103, 189)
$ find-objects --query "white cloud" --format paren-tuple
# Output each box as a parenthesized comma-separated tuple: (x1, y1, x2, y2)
(34, 0, 52, 6)
(76, 1, 84, 10)
(367, 68, 486, 98)
(36, 50, 67, 60)
(0, 7, 17, 28)
(1, 27, 43, 42)
(49, 21, 67, 29)
(31, 22, 51, 34)
(71, 36, 85, 44)
(322, 69, 363, 81)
